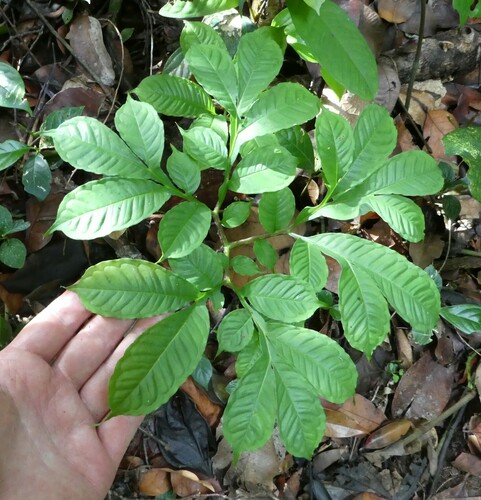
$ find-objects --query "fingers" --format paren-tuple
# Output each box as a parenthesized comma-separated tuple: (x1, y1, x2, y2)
(9, 291, 93, 363)
(79, 316, 162, 422)
(52, 315, 134, 390)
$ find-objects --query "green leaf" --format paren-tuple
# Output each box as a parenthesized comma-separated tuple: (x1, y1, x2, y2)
(335, 105, 397, 194)
(453, 0, 472, 25)
(365, 194, 425, 242)
(42, 106, 84, 131)
(302, 0, 326, 14)
(244, 274, 320, 322)
(160, 0, 238, 18)
(0, 62, 32, 114)
(22, 154, 51, 201)
(166, 146, 201, 194)
(192, 355, 213, 390)
(231, 255, 261, 276)
(258, 187, 295, 233)
(0, 238, 26, 268)
(236, 332, 262, 378)
(181, 126, 229, 170)
(289, 239, 328, 290)
(222, 201, 252, 228)
(315, 107, 354, 187)
(266, 322, 357, 402)
(185, 44, 238, 115)
(0, 315, 13, 348)
(45, 117, 150, 179)
(169, 244, 224, 291)
(338, 262, 390, 355)
(276, 126, 315, 172)
(180, 21, 226, 54)
(223, 348, 276, 455)
(0, 206, 13, 235)
(158, 201, 212, 259)
(235, 28, 284, 115)
(114, 96, 164, 169)
(0, 140, 31, 171)
(191, 113, 229, 144)
(442, 195, 461, 220)
(134, 74, 214, 117)
(440, 304, 481, 334)
(444, 127, 481, 202)
(304, 233, 441, 333)
(217, 308, 255, 353)
(70, 259, 199, 318)
(109, 305, 209, 415)
(287, 0, 377, 100)
(6, 219, 29, 235)
(273, 359, 325, 458)
(237, 82, 321, 147)
(253, 239, 277, 272)
(229, 146, 297, 194)
(49, 178, 170, 239)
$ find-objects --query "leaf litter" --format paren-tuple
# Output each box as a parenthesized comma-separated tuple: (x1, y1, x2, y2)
(2, 0, 481, 498)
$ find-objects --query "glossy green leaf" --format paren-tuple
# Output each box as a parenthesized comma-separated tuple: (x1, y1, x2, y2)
(276, 126, 315, 172)
(109, 305, 210, 415)
(191, 113, 228, 144)
(335, 105, 397, 194)
(229, 146, 297, 194)
(158, 201, 212, 259)
(0, 206, 13, 235)
(70, 259, 199, 318)
(0, 62, 32, 114)
(217, 308, 254, 353)
(444, 127, 481, 202)
(49, 178, 170, 239)
(231, 255, 261, 276)
(289, 239, 328, 290)
(244, 274, 320, 322)
(115, 96, 164, 169)
(315, 107, 354, 187)
(181, 126, 229, 171)
(266, 322, 357, 402)
(160, 0, 238, 18)
(180, 21, 225, 54)
(237, 83, 321, 147)
(0, 238, 26, 268)
(304, 233, 441, 333)
(169, 244, 224, 291)
(440, 304, 481, 334)
(338, 263, 390, 355)
(273, 360, 325, 458)
(222, 201, 252, 228)
(0, 140, 30, 171)
(22, 154, 51, 201)
(258, 187, 295, 233)
(223, 349, 276, 455)
(235, 29, 284, 115)
(186, 44, 238, 114)
(287, 0, 377, 100)
(42, 106, 84, 131)
(365, 194, 425, 242)
(45, 117, 150, 178)
(134, 74, 214, 117)
(166, 146, 201, 194)
(442, 195, 461, 220)
(236, 332, 261, 378)
(253, 239, 277, 272)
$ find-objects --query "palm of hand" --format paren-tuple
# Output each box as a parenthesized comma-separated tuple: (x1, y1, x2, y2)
(0, 292, 156, 499)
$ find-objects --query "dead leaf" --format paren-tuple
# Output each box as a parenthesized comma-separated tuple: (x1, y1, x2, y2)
(452, 452, 481, 476)
(376, 59, 400, 112)
(67, 15, 115, 85)
(25, 193, 64, 252)
(467, 414, 481, 455)
(423, 109, 458, 161)
(180, 377, 222, 428)
(378, 0, 417, 23)
(364, 419, 413, 450)
(169, 469, 214, 497)
(137, 468, 171, 496)
(312, 447, 349, 473)
(42, 86, 105, 119)
(391, 352, 453, 419)
(409, 233, 445, 268)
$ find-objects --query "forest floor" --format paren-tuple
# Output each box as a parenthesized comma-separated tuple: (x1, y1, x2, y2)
(2, 1, 481, 498)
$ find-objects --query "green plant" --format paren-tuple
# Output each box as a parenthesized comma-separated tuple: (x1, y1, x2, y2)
(42, 19, 444, 459)
(0, 206, 29, 268)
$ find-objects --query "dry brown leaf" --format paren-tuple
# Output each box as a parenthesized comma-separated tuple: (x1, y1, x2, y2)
(312, 447, 349, 473)
(67, 15, 115, 85)
(364, 419, 413, 450)
(180, 377, 222, 428)
(467, 415, 481, 455)
(423, 109, 458, 160)
(394, 328, 413, 369)
(452, 452, 481, 476)
(167, 468, 215, 496)
(137, 468, 171, 496)
(378, 0, 416, 23)
(409, 233, 445, 269)
(391, 352, 453, 419)
(25, 193, 64, 252)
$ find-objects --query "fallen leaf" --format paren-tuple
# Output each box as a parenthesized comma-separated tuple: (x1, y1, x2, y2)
(452, 452, 481, 476)
(169, 469, 214, 497)
(378, 0, 416, 23)
(423, 109, 458, 161)
(137, 468, 171, 496)
(312, 447, 349, 473)
(467, 414, 481, 455)
(364, 419, 413, 450)
(180, 377, 222, 428)
(25, 193, 64, 252)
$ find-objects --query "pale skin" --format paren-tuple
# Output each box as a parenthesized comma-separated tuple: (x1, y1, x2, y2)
(0, 291, 160, 499)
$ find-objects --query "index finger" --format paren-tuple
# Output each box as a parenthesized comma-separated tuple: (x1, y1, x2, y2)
(8, 290, 93, 363)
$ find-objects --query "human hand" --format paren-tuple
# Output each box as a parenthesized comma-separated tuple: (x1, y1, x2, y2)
(0, 291, 160, 499)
